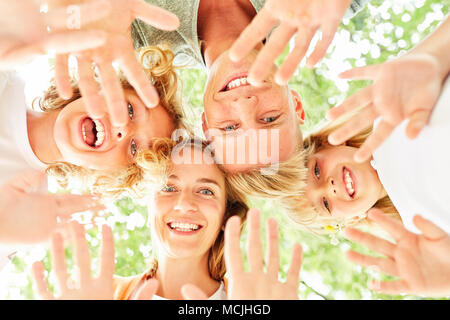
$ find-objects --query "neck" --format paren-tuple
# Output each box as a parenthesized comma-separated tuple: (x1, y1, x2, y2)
(26, 110, 62, 164)
(198, 0, 257, 68)
(154, 252, 220, 300)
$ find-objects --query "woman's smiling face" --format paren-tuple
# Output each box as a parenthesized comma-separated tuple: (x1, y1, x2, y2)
(149, 147, 227, 260)
(305, 145, 385, 220)
(53, 89, 175, 170)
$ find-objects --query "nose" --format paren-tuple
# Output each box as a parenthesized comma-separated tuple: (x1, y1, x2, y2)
(327, 176, 337, 197)
(173, 190, 197, 213)
(112, 125, 129, 142)
(231, 95, 258, 107)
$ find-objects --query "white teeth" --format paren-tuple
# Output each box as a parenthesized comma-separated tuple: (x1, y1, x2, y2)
(226, 77, 248, 90)
(169, 222, 200, 231)
(344, 170, 355, 195)
(93, 120, 105, 147)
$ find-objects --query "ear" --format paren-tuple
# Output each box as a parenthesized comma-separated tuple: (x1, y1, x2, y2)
(290, 90, 305, 125)
(201, 112, 210, 140)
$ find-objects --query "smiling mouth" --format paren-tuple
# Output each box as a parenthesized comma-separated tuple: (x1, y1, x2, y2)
(220, 75, 251, 92)
(81, 117, 105, 148)
(343, 167, 356, 198)
(167, 221, 203, 234)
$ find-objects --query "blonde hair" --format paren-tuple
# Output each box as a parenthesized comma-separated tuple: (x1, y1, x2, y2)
(287, 117, 401, 235)
(40, 45, 189, 197)
(136, 137, 249, 281)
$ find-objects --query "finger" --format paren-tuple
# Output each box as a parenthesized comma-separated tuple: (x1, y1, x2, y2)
(369, 280, 410, 295)
(70, 221, 92, 286)
(339, 64, 380, 80)
(99, 224, 115, 279)
(50, 232, 69, 293)
(326, 86, 373, 121)
(181, 284, 209, 300)
(134, 279, 159, 300)
(265, 218, 280, 280)
(413, 215, 448, 241)
(405, 109, 432, 139)
(306, 19, 340, 68)
(76, 55, 106, 119)
(229, 8, 278, 62)
(55, 54, 73, 99)
(247, 208, 264, 273)
(118, 43, 160, 108)
(248, 23, 296, 85)
(96, 60, 128, 126)
(6, 170, 47, 193)
(328, 104, 376, 146)
(286, 243, 303, 286)
(40, 30, 107, 53)
(354, 120, 395, 163)
(367, 209, 410, 242)
(50, 194, 105, 217)
(275, 27, 317, 85)
(32, 262, 55, 300)
(346, 250, 399, 277)
(224, 215, 245, 275)
(344, 227, 395, 258)
(132, 0, 180, 31)
(44, 0, 112, 29)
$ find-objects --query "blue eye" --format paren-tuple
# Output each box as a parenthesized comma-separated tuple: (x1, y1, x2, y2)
(223, 124, 238, 132)
(130, 139, 138, 157)
(314, 162, 320, 178)
(323, 197, 330, 213)
(199, 189, 213, 196)
(128, 103, 134, 119)
(162, 185, 176, 192)
(263, 116, 277, 123)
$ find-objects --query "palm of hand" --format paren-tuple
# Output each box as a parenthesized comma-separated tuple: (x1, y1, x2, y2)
(373, 55, 442, 125)
(393, 231, 450, 296)
(228, 272, 298, 300)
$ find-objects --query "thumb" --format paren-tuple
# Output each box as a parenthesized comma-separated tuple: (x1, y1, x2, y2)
(6, 170, 48, 193)
(413, 215, 448, 241)
(405, 109, 431, 139)
(181, 284, 208, 300)
(134, 279, 159, 300)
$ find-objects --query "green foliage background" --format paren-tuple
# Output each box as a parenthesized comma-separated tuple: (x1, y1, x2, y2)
(2, 0, 449, 300)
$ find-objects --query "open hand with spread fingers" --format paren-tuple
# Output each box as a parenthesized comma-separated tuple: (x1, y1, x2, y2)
(182, 208, 303, 300)
(0, 0, 110, 69)
(46, 0, 180, 127)
(0, 170, 105, 244)
(229, 0, 352, 86)
(32, 222, 116, 300)
(326, 54, 443, 163)
(344, 208, 450, 297)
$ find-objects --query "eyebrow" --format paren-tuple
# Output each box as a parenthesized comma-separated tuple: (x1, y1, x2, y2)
(168, 175, 221, 187)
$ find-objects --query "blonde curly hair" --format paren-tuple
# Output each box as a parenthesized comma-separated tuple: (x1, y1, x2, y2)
(39, 45, 190, 197)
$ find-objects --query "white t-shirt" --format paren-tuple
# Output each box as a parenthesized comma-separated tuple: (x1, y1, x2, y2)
(373, 76, 450, 234)
(0, 71, 47, 270)
(152, 282, 227, 300)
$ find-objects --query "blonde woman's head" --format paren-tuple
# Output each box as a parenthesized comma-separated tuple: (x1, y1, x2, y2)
(137, 137, 248, 281)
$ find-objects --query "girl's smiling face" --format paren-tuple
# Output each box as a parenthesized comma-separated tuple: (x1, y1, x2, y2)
(149, 148, 227, 260)
(305, 145, 386, 220)
(53, 89, 175, 170)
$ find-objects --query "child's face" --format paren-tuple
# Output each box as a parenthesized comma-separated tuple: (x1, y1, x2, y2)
(305, 145, 385, 220)
(150, 148, 227, 260)
(53, 89, 175, 170)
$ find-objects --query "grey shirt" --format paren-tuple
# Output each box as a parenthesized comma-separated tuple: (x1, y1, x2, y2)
(131, 0, 369, 69)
